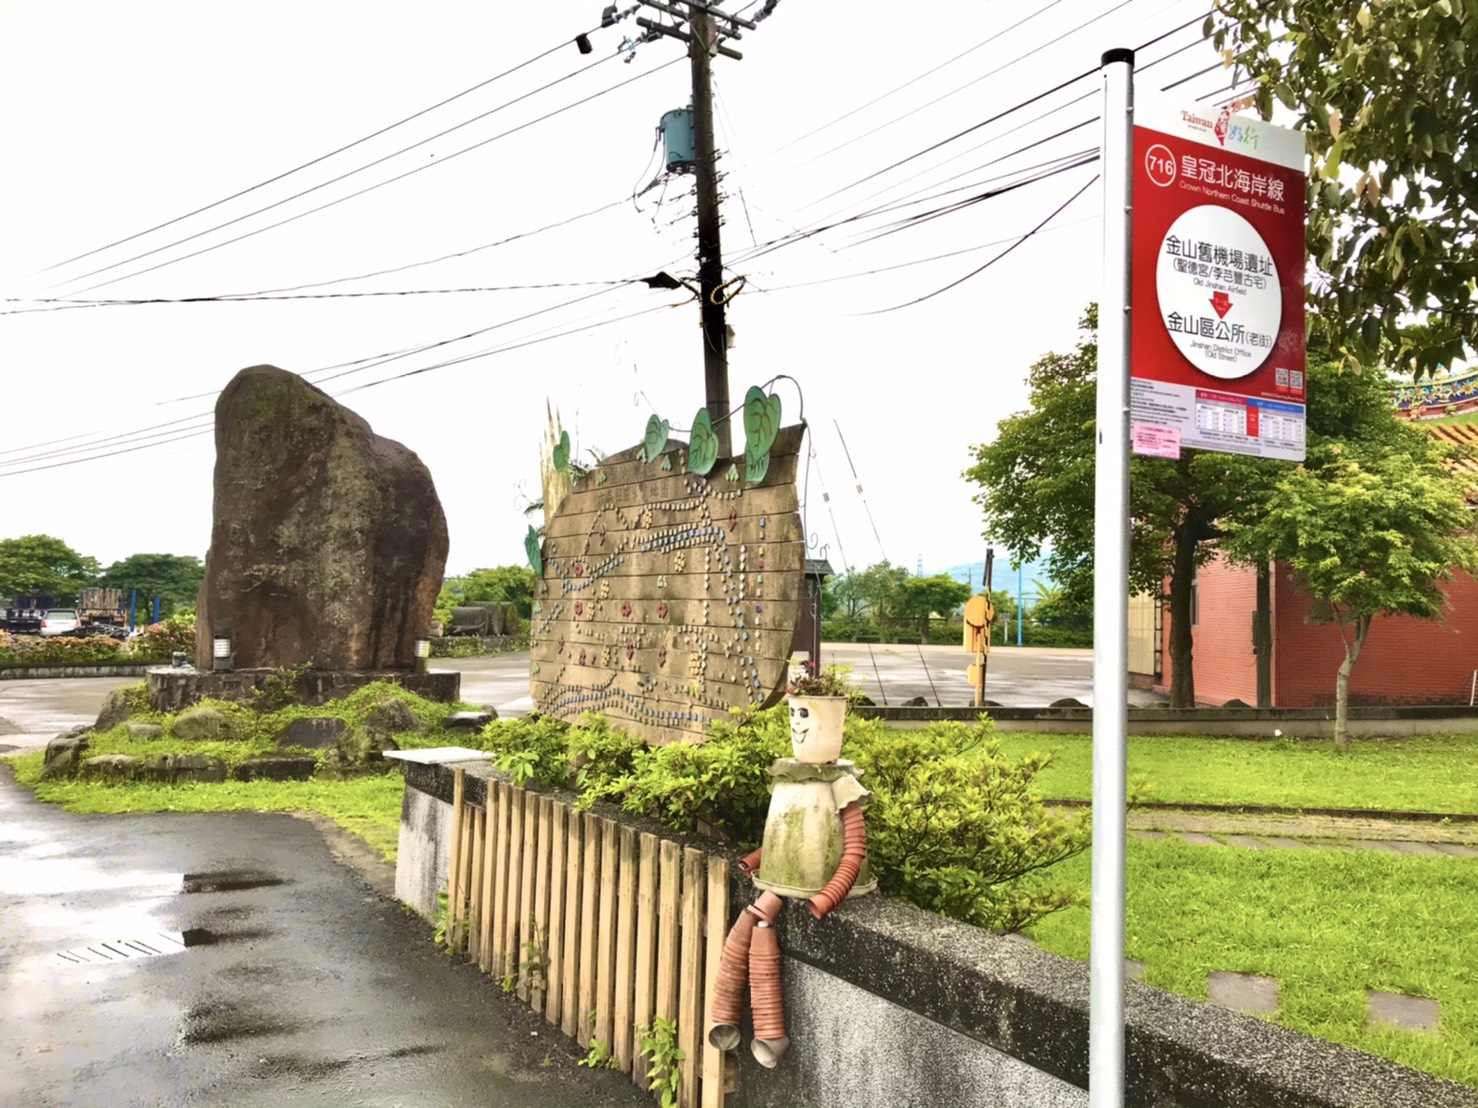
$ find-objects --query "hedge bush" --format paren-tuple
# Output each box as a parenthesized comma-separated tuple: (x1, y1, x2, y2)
(471, 707, 1090, 934)
(0, 636, 128, 666)
(128, 618, 196, 659)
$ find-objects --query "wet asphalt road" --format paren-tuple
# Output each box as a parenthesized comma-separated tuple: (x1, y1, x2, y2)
(0, 775, 648, 1108)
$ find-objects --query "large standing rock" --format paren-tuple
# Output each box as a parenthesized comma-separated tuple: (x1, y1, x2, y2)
(195, 366, 449, 671)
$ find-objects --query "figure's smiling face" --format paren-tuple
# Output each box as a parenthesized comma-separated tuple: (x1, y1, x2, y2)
(789, 704, 815, 755)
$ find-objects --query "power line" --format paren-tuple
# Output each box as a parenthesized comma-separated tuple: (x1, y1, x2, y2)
(749, 0, 1071, 169)
(795, 31, 1207, 228)
(31, 11, 641, 281)
(791, 0, 1136, 180)
(759, 214, 1096, 291)
(58, 57, 684, 297)
(49, 49, 619, 292)
(0, 282, 635, 466)
(2, 280, 635, 315)
(856, 171, 1100, 314)
(196, 198, 628, 299)
(0, 301, 676, 478)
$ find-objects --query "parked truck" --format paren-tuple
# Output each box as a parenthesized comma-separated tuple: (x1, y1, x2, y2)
(76, 588, 131, 637)
(3, 595, 56, 634)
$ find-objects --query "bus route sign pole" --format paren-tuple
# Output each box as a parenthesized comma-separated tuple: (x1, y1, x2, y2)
(1091, 45, 1135, 1108)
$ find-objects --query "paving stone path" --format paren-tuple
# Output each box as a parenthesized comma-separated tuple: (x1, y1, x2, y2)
(1076, 808, 1468, 1041)
(1125, 809, 1478, 855)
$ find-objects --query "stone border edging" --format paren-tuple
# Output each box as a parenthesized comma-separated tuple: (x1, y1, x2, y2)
(859, 705, 1478, 722)
(0, 662, 158, 680)
(1052, 797, 1478, 824)
(401, 761, 1478, 1108)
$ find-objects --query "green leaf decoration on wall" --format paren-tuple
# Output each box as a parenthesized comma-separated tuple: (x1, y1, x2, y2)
(660, 454, 672, 471)
(524, 525, 543, 575)
(642, 415, 669, 463)
(552, 430, 571, 472)
(726, 463, 740, 481)
(741, 385, 781, 485)
(688, 408, 719, 475)
(743, 386, 782, 457)
(744, 440, 771, 484)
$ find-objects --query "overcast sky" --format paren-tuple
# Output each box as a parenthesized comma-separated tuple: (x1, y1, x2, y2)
(0, 0, 1238, 578)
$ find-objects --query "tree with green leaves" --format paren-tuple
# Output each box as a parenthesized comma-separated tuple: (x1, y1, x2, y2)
(0, 535, 99, 604)
(98, 553, 204, 619)
(1028, 582, 1092, 631)
(965, 308, 1282, 706)
(1211, 0, 1477, 375)
(1222, 440, 1477, 751)
(437, 565, 538, 622)
(896, 574, 972, 638)
(965, 307, 1421, 706)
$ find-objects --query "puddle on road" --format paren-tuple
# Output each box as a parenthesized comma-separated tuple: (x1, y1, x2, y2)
(177, 999, 302, 1046)
(180, 927, 273, 947)
(181, 869, 285, 894)
(256, 1044, 442, 1082)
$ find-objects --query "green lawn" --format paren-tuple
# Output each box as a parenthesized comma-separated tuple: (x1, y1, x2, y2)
(990, 732, 1478, 814)
(9, 751, 407, 860)
(1430, 409, 1478, 426)
(1031, 838, 1478, 1088)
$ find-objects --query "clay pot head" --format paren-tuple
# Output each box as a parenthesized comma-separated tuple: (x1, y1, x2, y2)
(787, 695, 845, 763)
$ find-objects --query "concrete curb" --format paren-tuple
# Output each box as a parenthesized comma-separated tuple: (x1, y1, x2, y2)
(0, 662, 158, 680)
(859, 704, 1478, 737)
(1054, 798, 1478, 824)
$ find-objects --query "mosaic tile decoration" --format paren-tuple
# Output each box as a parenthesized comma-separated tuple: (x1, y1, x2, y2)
(530, 424, 805, 745)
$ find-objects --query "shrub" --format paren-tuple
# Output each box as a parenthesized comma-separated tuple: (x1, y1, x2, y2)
(848, 719, 1091, 933)
(597, 709, 791, 845)
(456, 707, 1090, 932)
(128, 617, 196, 660)
(480, 715, 576, 787)
(0, 636, 126, 666)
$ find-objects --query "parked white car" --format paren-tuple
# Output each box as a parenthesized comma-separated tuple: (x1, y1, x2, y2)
(39, 609, 81, 637)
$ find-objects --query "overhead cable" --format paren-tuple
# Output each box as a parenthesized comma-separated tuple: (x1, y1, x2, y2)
(31, 11, 639, 280)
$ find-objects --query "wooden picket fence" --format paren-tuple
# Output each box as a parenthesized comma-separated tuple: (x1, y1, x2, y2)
(444, 769, 735, 1108)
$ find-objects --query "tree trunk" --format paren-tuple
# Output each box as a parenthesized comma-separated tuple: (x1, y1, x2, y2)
(1167, 526, 1197, 708)
(1333, 616, 1372, 754)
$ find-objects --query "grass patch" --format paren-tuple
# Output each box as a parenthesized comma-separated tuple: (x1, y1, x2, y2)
(1430, 409, 1478, 426)
(986, 732, 1478, 814)
(1029, 838, 1478, 1087)
(10, 750, 406, 861)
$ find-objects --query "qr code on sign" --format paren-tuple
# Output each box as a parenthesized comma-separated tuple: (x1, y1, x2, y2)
(1290, 370, 1305, 391)
(1275, 367, 1290, 387)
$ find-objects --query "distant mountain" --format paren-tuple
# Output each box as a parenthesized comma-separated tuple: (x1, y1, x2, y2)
(932, 554, 1054, 603)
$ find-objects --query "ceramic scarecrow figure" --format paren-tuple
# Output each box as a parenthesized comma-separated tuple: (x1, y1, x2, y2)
(707, 664, 874, 1067)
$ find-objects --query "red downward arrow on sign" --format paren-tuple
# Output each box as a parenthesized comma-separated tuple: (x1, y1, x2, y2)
(1209, 290, 1233, 318)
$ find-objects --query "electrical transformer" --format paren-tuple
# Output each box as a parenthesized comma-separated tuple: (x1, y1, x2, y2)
(660, 107, 696, 173)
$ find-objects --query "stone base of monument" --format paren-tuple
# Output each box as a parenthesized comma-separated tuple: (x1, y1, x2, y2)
(146, 667, 461, 714)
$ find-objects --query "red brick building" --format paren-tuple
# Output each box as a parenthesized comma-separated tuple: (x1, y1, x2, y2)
(1131, 423, 1478, 707)
(1132, 555, 1478, 706)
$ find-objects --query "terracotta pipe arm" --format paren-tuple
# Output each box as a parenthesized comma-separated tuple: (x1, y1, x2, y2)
(806, 802, 866, 920)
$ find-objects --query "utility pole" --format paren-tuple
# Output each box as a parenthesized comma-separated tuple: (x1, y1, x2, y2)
(687, 2, 731, 456)
(637, 0, 759, 458)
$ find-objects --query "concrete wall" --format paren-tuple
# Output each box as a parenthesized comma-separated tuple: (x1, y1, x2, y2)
(396, 764, 1478, 1108)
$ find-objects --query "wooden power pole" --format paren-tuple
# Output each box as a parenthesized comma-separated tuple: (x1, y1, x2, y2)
(687, 2, 731, 456)
(636, 1, 754, 458)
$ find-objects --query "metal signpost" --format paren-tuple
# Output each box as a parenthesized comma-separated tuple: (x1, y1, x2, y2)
(1092, 49, 1306, 1106)
(1092, 47, 1135, 1108)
